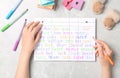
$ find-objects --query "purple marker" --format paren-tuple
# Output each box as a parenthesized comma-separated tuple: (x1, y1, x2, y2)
(13, 19, 27, 51)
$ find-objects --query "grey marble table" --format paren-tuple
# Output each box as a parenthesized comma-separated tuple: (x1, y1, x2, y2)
(0, 0, 120, 78)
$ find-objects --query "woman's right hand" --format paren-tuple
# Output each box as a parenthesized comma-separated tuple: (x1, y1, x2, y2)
(94, 39, 113, 68)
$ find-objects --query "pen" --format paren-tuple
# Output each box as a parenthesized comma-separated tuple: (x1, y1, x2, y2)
(1, 9, 28, 32)
(13, 19, 27, 51)
(106, 54, 115, 66)
(6, 0, 23, 19)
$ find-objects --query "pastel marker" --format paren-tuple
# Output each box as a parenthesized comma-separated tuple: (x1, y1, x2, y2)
(13, 19, 27, 51)
(106, 54, 115, 66)
(1, 9, 28, 32)
(6, 0, 23, 19)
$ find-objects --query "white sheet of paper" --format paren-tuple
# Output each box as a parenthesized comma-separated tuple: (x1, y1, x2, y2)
(34, 18, 96, 61)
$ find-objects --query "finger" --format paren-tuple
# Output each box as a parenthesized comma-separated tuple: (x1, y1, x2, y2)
(23, 22, 34, 33)
(95, 49, 98, 55)
(93, 45, 98, 49)
(96, 53, 99, 57)
(28, 21, 40, 32)
(95, 49, 99, 56)
(35, 31, 42, 44)
(95, 39, 113, 58)
(103, 50, 113, 57)
(93, 37, 98, 43)
(97, 40, 109, 49)
(97, 43, 104, 58)
(95, 40, 108, 56)
(103, 51, 107, 56)
(32, 24, 42, 35)
(95, 52, 99, 57)
(95, 40, 103, 48)
(94, 39, 103, 47)
(97, 40, 112, 55)
(25, 21, 34, 29)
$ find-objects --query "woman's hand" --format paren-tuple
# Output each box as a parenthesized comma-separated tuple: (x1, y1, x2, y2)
(94, 39, 113, 67)
(21, 21, 42, 57)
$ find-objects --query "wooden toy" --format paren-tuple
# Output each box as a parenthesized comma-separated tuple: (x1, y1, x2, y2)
(103, 9, 120, 29)
(37, 0, 57, 10)
(71, 0, 84, 10)
(62, 0, 73, 10)
(92, 0, 107, 14)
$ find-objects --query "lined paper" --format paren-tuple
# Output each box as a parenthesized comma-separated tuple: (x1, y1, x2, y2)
(34, 18, 96, 61)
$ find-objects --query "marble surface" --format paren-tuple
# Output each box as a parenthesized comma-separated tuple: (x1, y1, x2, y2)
(0, 0, 120, 78)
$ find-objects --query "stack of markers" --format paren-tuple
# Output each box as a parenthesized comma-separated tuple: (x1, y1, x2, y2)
(37, 0, 56, 10)
(1, 0, 28, 32)
(1, 0, 28, 51)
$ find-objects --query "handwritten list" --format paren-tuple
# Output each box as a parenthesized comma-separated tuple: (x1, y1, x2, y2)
(34, 18, 96, 61)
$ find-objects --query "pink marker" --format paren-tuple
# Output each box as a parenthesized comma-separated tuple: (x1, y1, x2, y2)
(13, 19, 27, 51)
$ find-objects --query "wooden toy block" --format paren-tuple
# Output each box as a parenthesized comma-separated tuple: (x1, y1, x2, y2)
(71, 0, 84, 10)
(62, 0, 73, 10)
(37, 0, 57, 10)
